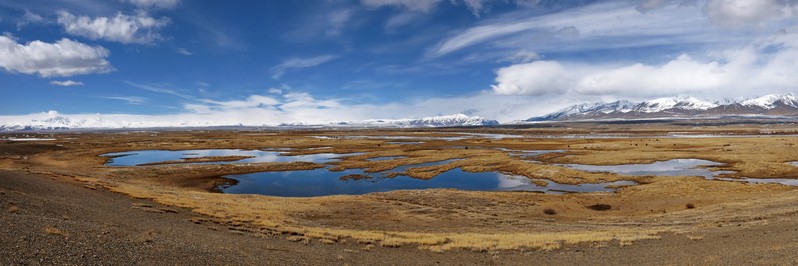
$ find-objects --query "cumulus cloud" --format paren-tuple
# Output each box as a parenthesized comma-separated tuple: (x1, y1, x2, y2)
(704, 0, 795, 26)
(490, 32, 798, 98)
(491, 61, 568, 96)
(57, 10, 170, 44)
(121, 0, 180, 9)
(269, 55, 339, 79)
(0, 36, 113, 77)
(50, 80, 84, 86)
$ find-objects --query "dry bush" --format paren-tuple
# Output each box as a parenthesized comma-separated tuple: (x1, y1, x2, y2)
(543, 208, 557, 215)
(587, 204, 612, 211)
(7, 205, 18, 213)
(686, 203, 695, 209)
(43, 227, 68, 238)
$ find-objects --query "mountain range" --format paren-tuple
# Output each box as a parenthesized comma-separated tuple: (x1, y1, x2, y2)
(0, 113, 499, 131)
(2, 94, 797, 131)
(278, 114, 499, 128)
(525, 94, 798, 122)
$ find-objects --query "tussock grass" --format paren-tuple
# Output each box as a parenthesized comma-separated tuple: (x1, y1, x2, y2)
(43, 226, 68, 238)
(22, 130, 798, 253)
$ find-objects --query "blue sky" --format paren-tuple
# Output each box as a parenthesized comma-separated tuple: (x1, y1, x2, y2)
(1, 0, 797, 125)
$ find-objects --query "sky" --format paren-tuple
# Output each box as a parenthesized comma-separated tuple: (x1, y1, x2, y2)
(1, 0, 798, 125)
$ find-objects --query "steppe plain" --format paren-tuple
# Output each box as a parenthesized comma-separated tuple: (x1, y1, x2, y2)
(3, 120, 798, 265)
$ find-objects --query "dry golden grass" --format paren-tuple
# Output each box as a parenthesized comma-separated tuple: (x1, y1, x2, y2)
(11, 128, 798, 252)
(43, 227, 68, 238)
(687, 235, 704, 241)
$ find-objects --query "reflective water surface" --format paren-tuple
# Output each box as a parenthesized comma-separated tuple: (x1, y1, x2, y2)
(102, 149, 358, 166)
(220, 168, 636, 197)
(561, 159, 734, 179)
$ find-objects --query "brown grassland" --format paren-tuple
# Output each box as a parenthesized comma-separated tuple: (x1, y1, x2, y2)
(3, 121, 798, 256)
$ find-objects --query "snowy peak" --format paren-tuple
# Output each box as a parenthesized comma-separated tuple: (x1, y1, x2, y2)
(281, 114, 499, 128)
(741, 93, 798, 109)
(639, 96, 717, 113)
(528, 94, 798, 121)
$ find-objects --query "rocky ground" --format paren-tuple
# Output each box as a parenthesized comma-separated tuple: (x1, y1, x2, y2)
(3, 169, 798, 265)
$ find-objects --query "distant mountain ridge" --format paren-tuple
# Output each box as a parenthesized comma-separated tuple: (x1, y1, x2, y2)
(526, 94, 798, 122)
(279, 114, 499, 128)
(0, 113, 498, 131)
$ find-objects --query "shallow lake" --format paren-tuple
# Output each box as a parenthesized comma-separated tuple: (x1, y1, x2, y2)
(220, 167, 635, 197)
(560, 159, 734, 179)
(102, 149, 359, 166)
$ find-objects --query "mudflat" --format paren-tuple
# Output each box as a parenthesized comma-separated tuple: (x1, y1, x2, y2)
(3, 123, 798, 264)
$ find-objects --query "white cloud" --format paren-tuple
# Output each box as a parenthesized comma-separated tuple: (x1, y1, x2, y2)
(325, 9, 352, 37)
(99, 96, 146, 104)
(575, 54, 725, 95)
(428, 1, 718, 58)
(500, 50, 540, 63)
(491, 61, 568, 96)
(16, 10, 44, 30)
(270, 55, 339, 79)
(121, 0, 180, 9)
(124, 80, 194, 99)
(385, 12, 423, 29)
(177, 47, 192, 55)
(56, 10, 170, 44)
(0, 36, 113, 77)
(490, 32, 798, 98)
(361, 0, 443, 12)
(194, 95, 281, 112)
(459, 0, 487, 17)
(704, 0, 795, 26)
(50, 80, 84, 86)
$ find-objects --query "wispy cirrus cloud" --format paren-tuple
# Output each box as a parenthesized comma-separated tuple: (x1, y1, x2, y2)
(50, 80, 84, 86)
(176, 47, 192, 55)
(98, 96, 147, 105)
(124, 80, 194, 100)
(269, 55, 339, 79)
(427, 1, 727, 59)
(121, 0, 180, 9)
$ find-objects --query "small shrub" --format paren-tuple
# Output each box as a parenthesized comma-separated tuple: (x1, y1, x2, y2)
(686, 203, 695, 209)
(543, 208, 557, 215)
(587, 204, 612, 211)
(8, 205, 18, 213)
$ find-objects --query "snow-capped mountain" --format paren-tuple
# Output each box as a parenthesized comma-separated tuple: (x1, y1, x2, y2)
(0, 113, 498, 131)
(527, 94, 798, 122)
(280, 114, 499, 128)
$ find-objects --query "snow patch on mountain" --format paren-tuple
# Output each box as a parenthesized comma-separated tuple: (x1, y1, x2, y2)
(281, 114, 499, 128)
(0, 112, 498, 131)
(741, 94, 798, 109)
(527, 94, 798, 122)
(638, 96, 717, 113)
